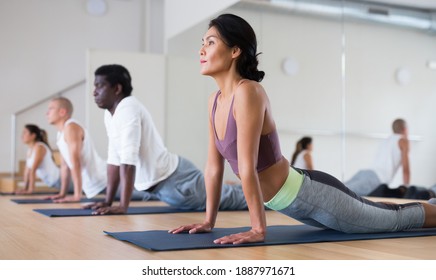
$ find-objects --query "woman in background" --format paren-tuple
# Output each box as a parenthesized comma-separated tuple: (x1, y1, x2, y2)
(290, 136, 313, 170)
(16, 124, 60, 194)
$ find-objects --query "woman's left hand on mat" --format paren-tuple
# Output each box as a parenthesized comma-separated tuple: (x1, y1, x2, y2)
(169, 222, 213, 234)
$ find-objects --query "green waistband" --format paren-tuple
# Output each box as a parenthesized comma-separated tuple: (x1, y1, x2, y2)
(264, 167, 303, 211)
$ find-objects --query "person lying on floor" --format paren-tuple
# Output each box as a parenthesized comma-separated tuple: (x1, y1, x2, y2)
(369, 184, 436, 200)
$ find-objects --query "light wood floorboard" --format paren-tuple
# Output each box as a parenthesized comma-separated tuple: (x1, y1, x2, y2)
(0, 195, 435, 260)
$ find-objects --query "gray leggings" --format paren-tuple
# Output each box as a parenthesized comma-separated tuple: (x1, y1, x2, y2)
(279, 168, 425, 233)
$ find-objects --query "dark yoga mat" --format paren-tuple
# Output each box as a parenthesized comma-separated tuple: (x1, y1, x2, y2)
(12, 198, 105, 204)
(104, 224, 436, 251)
(1, 191, 58, 196)
(34, 206, 204, 217)
(12, 196, 143, 204)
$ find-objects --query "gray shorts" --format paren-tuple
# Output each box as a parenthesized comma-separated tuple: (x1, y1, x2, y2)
(279, 168, 425, 233)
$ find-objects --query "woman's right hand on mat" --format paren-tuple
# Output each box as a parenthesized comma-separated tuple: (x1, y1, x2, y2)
(213, 229, 265, 245)
(168, 222, 213, 234)
(14, 189, 33, 195)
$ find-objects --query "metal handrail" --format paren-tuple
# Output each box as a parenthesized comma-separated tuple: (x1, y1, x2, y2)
(279, 128, 423, 141)
(10, 79, 86, 179)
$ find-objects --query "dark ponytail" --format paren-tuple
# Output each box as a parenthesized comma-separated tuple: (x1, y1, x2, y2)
(25, 124, 53, 152)
(290, 137, 312, 165)
(209, 14, 265, 82)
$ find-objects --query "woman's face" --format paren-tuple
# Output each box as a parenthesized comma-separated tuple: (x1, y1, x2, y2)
(22, 128, 35, 144)
(307, 143, 313, 151)
(199, 27, 234, 77)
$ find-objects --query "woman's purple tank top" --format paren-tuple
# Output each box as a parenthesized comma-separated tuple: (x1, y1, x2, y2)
(212, 91, 282, 175)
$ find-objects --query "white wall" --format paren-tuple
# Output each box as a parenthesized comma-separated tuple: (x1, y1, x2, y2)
(164, 0, 239, 40)
(165, 56, 212, 169)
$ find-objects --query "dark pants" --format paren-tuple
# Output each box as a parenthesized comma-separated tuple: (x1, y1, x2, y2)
(369, 184, 436, 200)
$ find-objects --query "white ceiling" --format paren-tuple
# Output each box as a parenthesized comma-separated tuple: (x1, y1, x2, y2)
(360, 0, 436, 10)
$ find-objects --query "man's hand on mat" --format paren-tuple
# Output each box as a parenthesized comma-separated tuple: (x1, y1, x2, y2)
(83, 201, 110, 210)
(14, 189, 33, 195)
(44, 194, 65, 200)
(91, 206, 126, 215)
(213, 229, 265, 244)
(53, 195, 81, 203)
(168, 222, 213, 234)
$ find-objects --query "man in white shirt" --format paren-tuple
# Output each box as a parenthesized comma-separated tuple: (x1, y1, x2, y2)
(345, 119, 410, 196)
(87, 64, 247, 214)
(46, 97, 107, 202)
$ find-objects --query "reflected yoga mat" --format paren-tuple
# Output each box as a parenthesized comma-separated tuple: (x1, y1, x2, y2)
(34, 206, 204, 217)
(104, 224, 436, 251)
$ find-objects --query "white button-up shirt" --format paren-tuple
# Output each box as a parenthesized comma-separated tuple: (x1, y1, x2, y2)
(104, 96, 178, 190)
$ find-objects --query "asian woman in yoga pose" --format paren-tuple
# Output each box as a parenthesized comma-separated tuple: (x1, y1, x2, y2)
(170, 13, 436, 244)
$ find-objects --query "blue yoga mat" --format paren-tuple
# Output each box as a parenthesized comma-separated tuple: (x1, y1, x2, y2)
(34, 206, 204, 217)
(12, 196, 143, 204)
(1, 191, 58, 196)
(12, 198, 106, 204)
(104, 224, 436, 251)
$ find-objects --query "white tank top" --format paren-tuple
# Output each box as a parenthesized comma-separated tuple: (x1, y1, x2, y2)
(56, 119, 107, 198)
(372, 134, 403, 183)
(293, 150, 310, 169)
(26, 142, 60, 187)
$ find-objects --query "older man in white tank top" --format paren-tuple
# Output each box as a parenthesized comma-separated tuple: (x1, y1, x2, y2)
(345, 119, 410, 196)
(46, 97, 107, 202)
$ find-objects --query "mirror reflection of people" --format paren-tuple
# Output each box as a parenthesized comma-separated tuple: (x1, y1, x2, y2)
(345, 118, 410, 196)
(290, 136, 313, 170)
(16, 124, 60, 194)
(169, 14, 436, 245)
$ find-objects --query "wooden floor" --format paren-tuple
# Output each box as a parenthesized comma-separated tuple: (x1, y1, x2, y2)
(1, 193, 436, 260)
